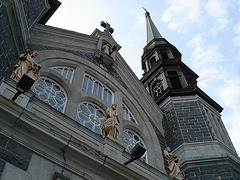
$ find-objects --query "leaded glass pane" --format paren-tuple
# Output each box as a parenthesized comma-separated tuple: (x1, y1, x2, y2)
(76, 102, 105, 135)
(123, 129, 148, 163)
(32, 77, 67, 113)
(50, 66, 74, 84)
(81, 74, 114, 105)
(122, 103, 138, 124)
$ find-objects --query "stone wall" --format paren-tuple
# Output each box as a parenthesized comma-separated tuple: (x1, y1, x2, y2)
(162, 100, 215, 150)
(0, 4, 19, 79)
(21, 0, 48, 29)
(183, 165, 240, 180)
(0, 134, 32, 175)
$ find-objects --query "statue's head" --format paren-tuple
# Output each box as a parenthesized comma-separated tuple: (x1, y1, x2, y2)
(112, 103, 117, 110)
(165, 147, 171, 152)
(31, 50, 38, 57)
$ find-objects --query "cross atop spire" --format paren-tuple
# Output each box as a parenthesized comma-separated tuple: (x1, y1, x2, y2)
(143, 8, 163, 44)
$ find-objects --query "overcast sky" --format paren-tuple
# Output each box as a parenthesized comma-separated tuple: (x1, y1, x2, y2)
(47, 0, 240, 156)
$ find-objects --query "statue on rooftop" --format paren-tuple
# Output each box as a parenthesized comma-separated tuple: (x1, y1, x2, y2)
(163, 147, 184, 180)
(102, 103, 120, 140)
(10, 49, 41, 85)
(101, 43, 111, 55)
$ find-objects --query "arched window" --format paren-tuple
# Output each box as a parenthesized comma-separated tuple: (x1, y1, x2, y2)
(122, 103, 138, 124)
(32, 77, 67, 112)
(82, 74, 113, 105)
(50, 66, 74, 84)
(123, 129, 148, 163)
(76, 102, 105, 135)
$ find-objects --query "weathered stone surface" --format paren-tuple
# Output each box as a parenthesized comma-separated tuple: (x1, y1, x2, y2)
(183, 164, 240, 180)
(0, 134, 32, 171)
(0, 4, 18, 79)
(162, 100, 214, 150)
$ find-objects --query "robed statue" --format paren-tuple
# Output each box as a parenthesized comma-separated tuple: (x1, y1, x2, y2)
(102, 103, 120, 140)
(163, 147, 184, 180)
(10, 49, 41, 84)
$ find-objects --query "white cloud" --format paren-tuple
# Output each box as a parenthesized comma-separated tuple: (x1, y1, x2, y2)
(233, 22, 240, 61)
(204, 0, 228, 18)
(187, 33, 224, 69)
(219, 79, 240, 109)
(219, 78, 240, 155)
(135, 13, 145, 30)
(161, 0, 202, 33)
(204, 0, 229, 34)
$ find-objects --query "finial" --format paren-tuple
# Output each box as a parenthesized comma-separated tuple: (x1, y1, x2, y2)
(142, 7, 150, 17)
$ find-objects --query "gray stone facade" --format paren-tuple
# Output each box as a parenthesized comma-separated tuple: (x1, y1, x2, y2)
(162, 100, 215, 150)
(0, 4, 19, 78)
(0, 1, 240, 179)
(0, 134, 32, 171)
(183, 165, 240, 180)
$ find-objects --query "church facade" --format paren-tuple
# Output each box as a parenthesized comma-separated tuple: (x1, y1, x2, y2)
(0, 0, 240, 180)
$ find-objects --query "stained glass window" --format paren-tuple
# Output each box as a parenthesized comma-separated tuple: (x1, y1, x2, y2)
(122, 103, 138, 124)
(123, 129, 147, 163)
(82, 74, 113, 105)
(32, 77, 67, 112)
(50, 66, 74, 83)
(76, 102, 105, 135)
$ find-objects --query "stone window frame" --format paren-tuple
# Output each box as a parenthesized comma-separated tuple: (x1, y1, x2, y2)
(75, 101, 105, 135)
(123, 129, 148, 163)
(122, 103, 138, 125)
(82, 74, 114, 105)
(32, 77, 68, 113)
(50, 66, 74, 84)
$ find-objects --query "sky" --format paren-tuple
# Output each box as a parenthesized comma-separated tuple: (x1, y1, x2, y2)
(47, 0, 240, 156)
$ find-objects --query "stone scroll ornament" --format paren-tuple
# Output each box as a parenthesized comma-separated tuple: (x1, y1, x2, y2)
(163, 147, 185, 180)
(10, 49, 41, 87)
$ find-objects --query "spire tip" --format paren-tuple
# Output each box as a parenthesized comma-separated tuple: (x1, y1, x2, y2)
(142, 7, 150, 17)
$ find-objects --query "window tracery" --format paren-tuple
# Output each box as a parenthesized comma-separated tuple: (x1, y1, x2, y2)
(32, 77, 67, 112)
(82, 74, 113, 105)
(123, 129, 148, 163)
(50, 66, 74, 84)
(122, 103, 138, 124)
(75, 102, 105, 135)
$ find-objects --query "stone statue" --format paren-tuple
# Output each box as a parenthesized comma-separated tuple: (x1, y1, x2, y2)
(10, 49, 41, 84)
(101, 43, 111, 55)
(163, 147, 184, 180)
(102, 103, 120, 140)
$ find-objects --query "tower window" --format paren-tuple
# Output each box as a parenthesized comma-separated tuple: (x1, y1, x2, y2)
(148, 56, 157, 69)
(167, 71, 182, 89)
(161, 52, 169, 59)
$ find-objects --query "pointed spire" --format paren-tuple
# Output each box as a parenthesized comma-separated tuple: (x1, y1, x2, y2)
(143, 8, 163, 44)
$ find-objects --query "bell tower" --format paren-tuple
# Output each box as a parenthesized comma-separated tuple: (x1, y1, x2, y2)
(140, 10, 240, 179)
(141, 10, 198, 104)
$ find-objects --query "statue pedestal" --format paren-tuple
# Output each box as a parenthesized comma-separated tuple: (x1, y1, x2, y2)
(106, 135, 123, 146)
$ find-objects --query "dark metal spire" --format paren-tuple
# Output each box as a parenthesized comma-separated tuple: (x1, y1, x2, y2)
(143, 8, 162, 44)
